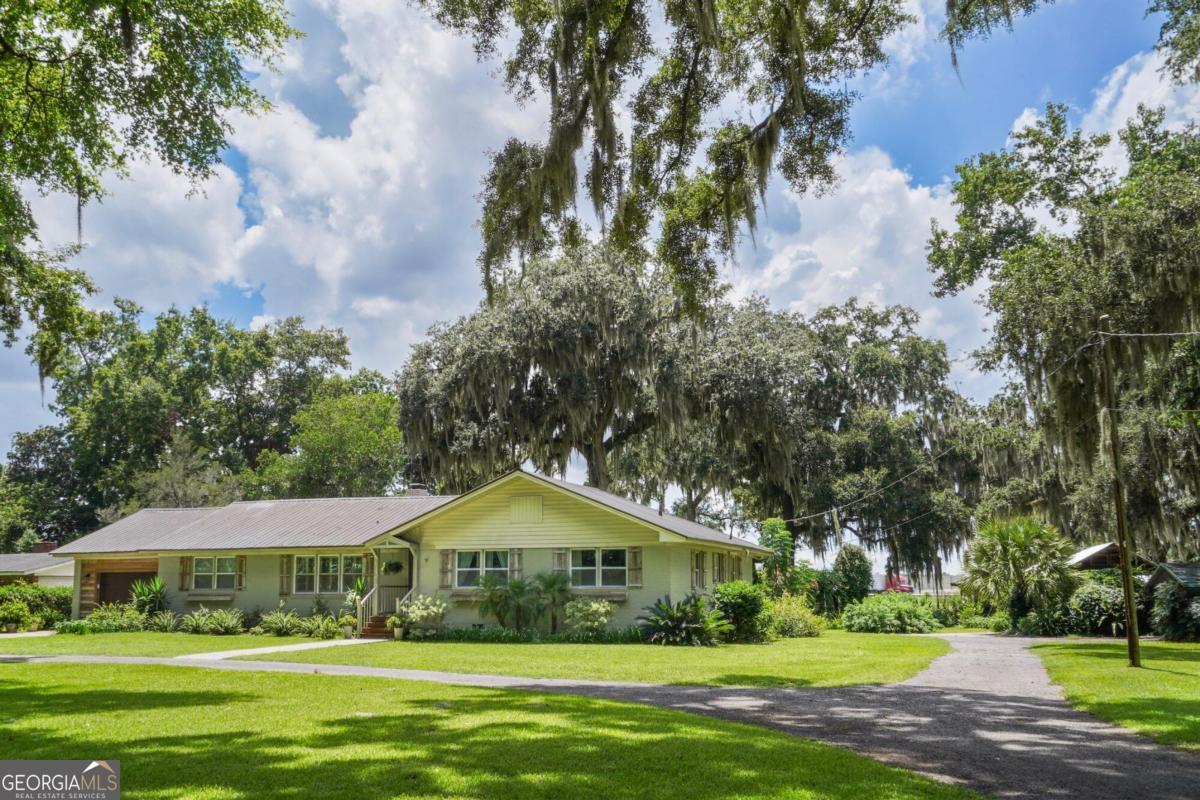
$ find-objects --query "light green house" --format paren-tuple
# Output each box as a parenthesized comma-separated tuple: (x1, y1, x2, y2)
(53, 470, 769, 632)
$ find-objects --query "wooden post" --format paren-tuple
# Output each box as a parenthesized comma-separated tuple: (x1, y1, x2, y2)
(1098, 316, 1142, 668)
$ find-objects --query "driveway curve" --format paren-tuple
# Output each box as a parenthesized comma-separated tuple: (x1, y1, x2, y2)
(4, 633, 1197, 799)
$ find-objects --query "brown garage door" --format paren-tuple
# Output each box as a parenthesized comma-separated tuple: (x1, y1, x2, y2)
(98, 571, 156, 605)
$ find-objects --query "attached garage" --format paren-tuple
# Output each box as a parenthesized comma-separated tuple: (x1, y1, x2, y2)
(79, 558, 159, 613)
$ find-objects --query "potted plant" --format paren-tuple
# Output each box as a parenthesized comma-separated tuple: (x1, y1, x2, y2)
(0, 599, 32, 633)
(337, 613, 358, 638)
(383, 561, 404, 576)
(386, 613, 405, 639)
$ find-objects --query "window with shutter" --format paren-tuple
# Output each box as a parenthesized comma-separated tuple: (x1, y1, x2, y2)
(628, 547, 643, 588)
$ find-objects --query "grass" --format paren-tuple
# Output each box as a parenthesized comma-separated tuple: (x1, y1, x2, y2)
(241, 630, 950, 687)
(0, 663, 977, 800)
(1034, 639, 1200, 751)
(0, 632, 320, 657)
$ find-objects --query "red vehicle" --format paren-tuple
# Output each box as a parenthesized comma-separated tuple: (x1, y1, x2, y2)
(883, 574, 913, 593)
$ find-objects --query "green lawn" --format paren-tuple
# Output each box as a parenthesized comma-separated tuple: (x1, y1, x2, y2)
(0, 663, 976, 800)
(1034, 639, 1200, 751)
(0, 632, 320, 657)
(241, 630, 949, 687)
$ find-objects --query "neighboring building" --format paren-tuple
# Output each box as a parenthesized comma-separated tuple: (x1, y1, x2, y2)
(53, 469, 769, 629)
(0, 548, 76, 588)
(1145, 562, 1200, 597)
(1067, 541, 1155, 571)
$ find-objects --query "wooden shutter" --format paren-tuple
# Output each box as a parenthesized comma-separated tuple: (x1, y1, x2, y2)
(628, 547, 643, 588)
(279, 555, 292, 596)
(235, 556, 246, 591)
(733, 556, 742, 581)
(439, 550, 454, 589)
(689, 551, 697, 589)
(509, 548, 523, 580)
(178, 556, 193, 591)
(701, 552, 708, 589)
(552, 549, 568, 575)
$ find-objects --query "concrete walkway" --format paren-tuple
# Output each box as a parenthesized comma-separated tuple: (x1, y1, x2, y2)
(3, 634, 1198, 799)
(179, 636, 384, 661)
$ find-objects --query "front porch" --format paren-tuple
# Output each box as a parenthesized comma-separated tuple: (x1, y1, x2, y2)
(356, 538, 419, 637)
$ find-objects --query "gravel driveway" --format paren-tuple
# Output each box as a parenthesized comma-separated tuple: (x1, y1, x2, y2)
(5, 633, 1197, 799)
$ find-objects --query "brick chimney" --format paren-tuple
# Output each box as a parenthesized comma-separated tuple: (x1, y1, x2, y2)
(31, 541, 57, 553)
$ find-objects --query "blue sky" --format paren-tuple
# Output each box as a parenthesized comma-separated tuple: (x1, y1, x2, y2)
(4, 0, 1196, 499)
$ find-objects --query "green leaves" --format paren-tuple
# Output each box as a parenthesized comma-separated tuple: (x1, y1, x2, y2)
(437, 0, 908, 305)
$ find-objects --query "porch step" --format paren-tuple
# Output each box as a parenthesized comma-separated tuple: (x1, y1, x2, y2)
(360, 614, 392, 639)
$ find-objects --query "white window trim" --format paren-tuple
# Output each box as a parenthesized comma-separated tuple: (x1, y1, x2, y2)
(293, 554, 365, 595)
(455, 549, 509, 588)
(193, 555, 237, 592)
(571, 547, 628, 588)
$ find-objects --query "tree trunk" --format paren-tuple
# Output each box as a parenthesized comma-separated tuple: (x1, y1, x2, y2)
(586, 428, 610, 489)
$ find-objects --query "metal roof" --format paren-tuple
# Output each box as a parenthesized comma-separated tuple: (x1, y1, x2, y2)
(1067, 542, 1116, 566)
(53, 471, 768, 556)
(1147, 562, 1200, 594)
(54, 497, 454, 555)
(0, 553, 62, 575)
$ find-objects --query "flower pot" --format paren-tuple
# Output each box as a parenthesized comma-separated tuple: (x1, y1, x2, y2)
(3, 623, 15, 633)
(392, 627, 403, 640)
(342, 625, 355, 639)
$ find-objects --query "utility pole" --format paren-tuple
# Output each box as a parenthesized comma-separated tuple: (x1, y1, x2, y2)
(1098, 316, 1141, 668)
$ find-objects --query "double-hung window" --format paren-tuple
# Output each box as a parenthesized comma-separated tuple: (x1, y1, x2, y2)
(456, 550, 508, 588)
(193, 556, 236, 590)
(295, 556, 316, 593)
(571, 548, 627, 588)
(341, 556, 364, 592)
(318, 556, 341, 593)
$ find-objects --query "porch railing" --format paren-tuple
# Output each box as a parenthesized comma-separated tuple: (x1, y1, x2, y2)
(355, 585, 377, 636)
(377, 585, 413, 617)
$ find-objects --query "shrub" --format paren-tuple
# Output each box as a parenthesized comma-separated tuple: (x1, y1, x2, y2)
(842, 593, 940, 634)
(563, 598, 614, 636)
(833, 545, 872, 607)
(0, 581, 72, 627)
(807, 570, 840, 616)
(129, 576, 170, 615)
(0, 599, 32, 630)
(179, 606, 245, 635)
(637, 594, 731, 646)
(145, 610, 179, 632)
(1016, 608, 1069, 636)
(298, 614, 342, 640)
(1067, 581, 1126, 636)
(431, 625, 642, 644)
(768, 594, 823, 637)
(960, 612, 1010, 632)
(54, 620, 93, 634)
(1151, 582, 1200, 642)
(712, 580, 773, 642)
(387, 594, 449, 640)
(259, 604, 304, 637)
(83, 603, 147, 632)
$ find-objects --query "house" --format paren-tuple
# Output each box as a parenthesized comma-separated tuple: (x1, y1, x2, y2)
(1145, 562, 1200, 597)
(0, 544, 75, 588)
(52, 469, 769, 630)
(1067, 541, 1155, 571)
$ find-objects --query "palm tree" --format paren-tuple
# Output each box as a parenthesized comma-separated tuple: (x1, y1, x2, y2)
(535, 572, 573, 633)
(961, 517, 1078, 627)
(478, 574, 511, 627)
(505, 577, 544, 630)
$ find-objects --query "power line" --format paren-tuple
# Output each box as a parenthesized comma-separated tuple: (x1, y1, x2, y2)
(782, 448, 957, 524)
(1098, 329, 1200, 339)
